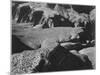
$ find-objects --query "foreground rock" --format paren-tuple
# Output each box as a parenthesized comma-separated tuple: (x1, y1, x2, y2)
(79, 47, 95, 68)
(11, 50, 42, 74)
(11, 46, 93, 74)
(35, 46, 93, 72)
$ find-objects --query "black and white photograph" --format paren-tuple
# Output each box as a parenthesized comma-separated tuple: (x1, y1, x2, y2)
(11, 0, 96, 74)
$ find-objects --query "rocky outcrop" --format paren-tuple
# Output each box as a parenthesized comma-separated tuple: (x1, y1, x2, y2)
(11, 50, 42, 73)
(11, 46, 93, 74)
(79, 47, 95, 68)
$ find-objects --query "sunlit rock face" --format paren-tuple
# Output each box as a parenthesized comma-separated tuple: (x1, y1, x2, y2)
(11, 1, 95, 74)
(79, 47, 96, 68)
(12, 1, 95, 28)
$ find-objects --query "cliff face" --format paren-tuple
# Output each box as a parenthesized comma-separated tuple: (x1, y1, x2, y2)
(11, 1, 95, 74)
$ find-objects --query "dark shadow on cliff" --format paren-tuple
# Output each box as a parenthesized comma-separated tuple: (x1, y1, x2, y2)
(12, 35, 33, 54)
